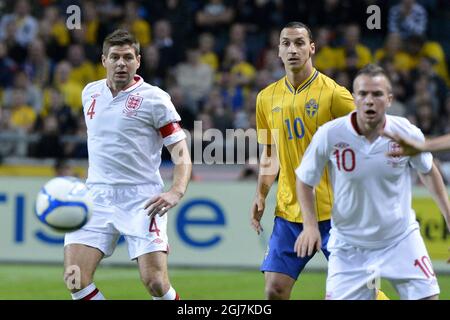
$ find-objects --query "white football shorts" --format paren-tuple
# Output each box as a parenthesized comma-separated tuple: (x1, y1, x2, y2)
(64, 184, 168, 260)
(326, 228, 440, 300)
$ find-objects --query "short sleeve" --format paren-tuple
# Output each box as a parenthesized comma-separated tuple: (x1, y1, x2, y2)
(295, 124, 331, 187)
(256, 92, 273, 145)
(408, 126, 433, 174)
(331, 85, 355, 119)
(151, 88, 186, 146)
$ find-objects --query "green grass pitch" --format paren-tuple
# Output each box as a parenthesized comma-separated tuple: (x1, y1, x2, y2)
(0, 264, 449, 300)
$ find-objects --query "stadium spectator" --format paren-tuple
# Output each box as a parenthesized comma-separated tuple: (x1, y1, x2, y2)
(202, 87, 234, 134)
(195, 0, 235, 35)
(256, 29, 280, 67)
(41, 5, 70, 48)
(296, 64, 450, 299)
(23, 39, 52, 88)
(0, 42, 17, 88)
(50, 61, 83, 113)
(388, 0, 428, 39)
(3, 70, 43, 113)
(8, 88, 37, 133)
(0, 107, 21, 158)
(410, 57, 448, 113)
(198, 32, 219, 71)
(152, 19, 180, 73)
(120, 1, 151, 47)
(33, 114, 65, 159)
(334, 24, 373, 75)
(251, 22, 355, 300)
(374, 32, 411, 73)
(404, 35, 450, 85)
(167, 86, 196, 133)
(222, 44, 256, 92)
(312, 27, 338, 76)
(81, 1, 101, 46)
(258, 48, 284, 82)
(69, 27, 102, 66)
(217, 70, 245, 113)
(63, 29, 191, 301)
(146, 0, 193, 51)
(140, 45, 166, 89)
(174, 47, 214, 111)
(35, 87, 77, 135)
(37, 15, 67, 62)
(0, 0, 38, 48)
(66, 44, 97, 87)
(65, 112, 88, 159)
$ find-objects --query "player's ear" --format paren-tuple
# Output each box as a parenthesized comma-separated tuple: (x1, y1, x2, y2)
(387, 92, 393, 107)
(136, 54, 141, 69)
(101, 54, 106, 67)
(310, 41, 315, 56)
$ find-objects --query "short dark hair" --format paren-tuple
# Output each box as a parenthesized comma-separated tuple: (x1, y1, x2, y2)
(102, 29, 140, 57)
(283, 21, 313, 42)
(354, 64, 392, 92)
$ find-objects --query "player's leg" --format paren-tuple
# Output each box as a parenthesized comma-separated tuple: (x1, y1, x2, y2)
(136, 251, 179, 299)
(321, 222, 389, 300)
(261, 217, 315, 300)
(326, 235, 376, 300)
(264, 272, 296, 299)
(383, 229, 440, 300)
(125, 206, 178, 300)
(63, 190, 120, 300)
(63, 243, 104, 299)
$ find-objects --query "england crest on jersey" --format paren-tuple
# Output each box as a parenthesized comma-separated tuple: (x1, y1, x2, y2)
(305, 99, 318, 118)
(124, 94, 143, 116)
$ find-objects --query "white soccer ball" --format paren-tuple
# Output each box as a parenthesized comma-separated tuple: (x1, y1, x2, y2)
(35, 177, 93, 232)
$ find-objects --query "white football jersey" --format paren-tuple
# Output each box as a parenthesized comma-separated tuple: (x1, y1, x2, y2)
(82, 75, 186, 186)
(296, 112, 432, 248)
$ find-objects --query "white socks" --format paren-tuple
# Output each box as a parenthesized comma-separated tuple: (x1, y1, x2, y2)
(71, 283, 105, 300)
(152, 286, 179, 300)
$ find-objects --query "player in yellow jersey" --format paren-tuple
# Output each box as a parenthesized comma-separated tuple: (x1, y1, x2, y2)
(251, 22, 355, 300)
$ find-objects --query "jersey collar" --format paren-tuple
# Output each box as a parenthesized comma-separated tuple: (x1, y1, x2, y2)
(348, 111, 387, 137)
(284, 69, 318, 95)
(122, 75, 144, 92)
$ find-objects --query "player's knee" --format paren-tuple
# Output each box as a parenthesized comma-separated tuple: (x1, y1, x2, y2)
(265, 283, 290, 300)
(141, 275, 169, 297)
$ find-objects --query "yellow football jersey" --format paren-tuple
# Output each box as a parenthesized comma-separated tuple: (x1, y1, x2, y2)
(256, 69, 355, 223)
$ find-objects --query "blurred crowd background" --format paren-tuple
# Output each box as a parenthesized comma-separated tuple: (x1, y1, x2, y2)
(0, 0, 449, 166)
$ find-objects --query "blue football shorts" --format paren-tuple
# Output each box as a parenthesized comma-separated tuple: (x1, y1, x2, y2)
(260, 216, 331, 280)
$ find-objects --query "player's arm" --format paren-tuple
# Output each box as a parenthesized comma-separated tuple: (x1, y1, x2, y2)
(145, 138, 192, 219)
(383, 131, 450, 156)
(295, 179, 321, 257)
(294, 126, 330, 257)
(417, 162, 450, 263)
(417, 162, 450, 246)
(251, 143, 279, 235)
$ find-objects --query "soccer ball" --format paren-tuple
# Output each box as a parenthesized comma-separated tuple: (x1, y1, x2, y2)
(35, 176, 93, 232)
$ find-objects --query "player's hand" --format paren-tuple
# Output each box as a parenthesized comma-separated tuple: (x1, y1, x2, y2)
(251, 196, 265, 235)
(380, 130, 424, 157)
(144, 190, 182, 219)
(294, 227, 321, 258)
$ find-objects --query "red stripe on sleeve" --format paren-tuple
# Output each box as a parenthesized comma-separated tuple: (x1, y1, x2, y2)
(159, 122, 181, 138)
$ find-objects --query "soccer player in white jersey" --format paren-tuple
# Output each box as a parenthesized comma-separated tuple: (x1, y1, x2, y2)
(295, 64, 450, 300)
(63, 29, 192, 300)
